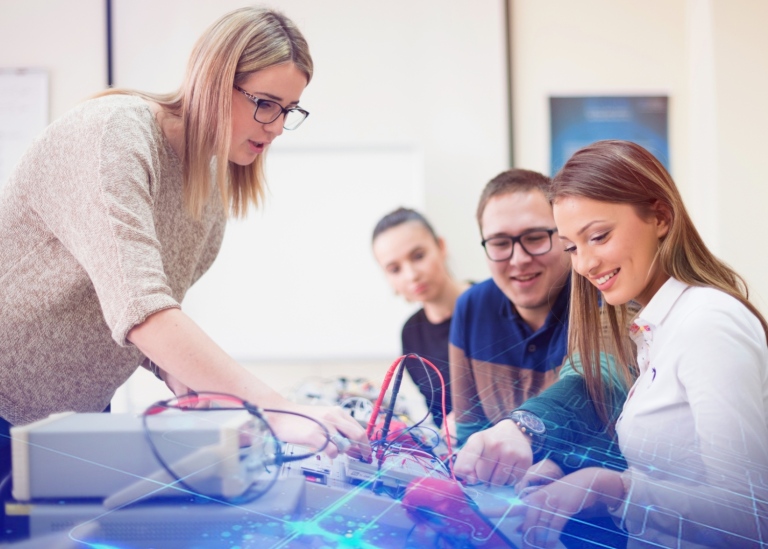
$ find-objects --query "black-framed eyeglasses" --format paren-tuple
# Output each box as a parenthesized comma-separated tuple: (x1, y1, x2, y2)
(142, 392, 328, 504)
(233, 85, 309, 130)
(481, 229, 557, 261)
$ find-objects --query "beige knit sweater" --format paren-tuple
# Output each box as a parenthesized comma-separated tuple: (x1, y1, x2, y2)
(0, 95, 226, 425)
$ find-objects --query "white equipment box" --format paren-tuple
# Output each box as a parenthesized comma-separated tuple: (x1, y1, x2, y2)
(11, 410, 255, 502)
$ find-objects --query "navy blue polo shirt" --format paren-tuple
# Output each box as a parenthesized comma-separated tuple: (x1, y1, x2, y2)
(449, 277, 570, 426)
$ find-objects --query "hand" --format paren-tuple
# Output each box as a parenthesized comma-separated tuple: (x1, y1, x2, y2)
(453, 419, 533, 486)
(266, 403, 372, 462)
(512, 467, 624, 549)
(155, 367, 194, 398)
(516, 458, 564, 497)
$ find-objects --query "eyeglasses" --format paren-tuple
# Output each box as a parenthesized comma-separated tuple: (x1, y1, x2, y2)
(233, 85, 309, 130)
(481, 229, 557, 261)
(142, 392, 328, 504)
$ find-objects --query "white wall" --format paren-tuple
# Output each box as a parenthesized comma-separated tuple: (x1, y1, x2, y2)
(0, 0, 106, 118)
(511, 0, 688, 177)
(110, 0, 509, 360)
(182, 145, 425, 360)
(0, 1, 509, 363)
(111, 0, 509, 287)
(510, 0, 768, 313)
(3, 0, 767, 359)
(711, 0, 768, 311)
(0, 0, 106, 186)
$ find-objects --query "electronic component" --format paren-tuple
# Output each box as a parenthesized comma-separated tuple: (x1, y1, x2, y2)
(277, 444, 537, 547)
(11, 409, 256, 501)
(345, 450, 447, 488)
(7, 354, 534, 548)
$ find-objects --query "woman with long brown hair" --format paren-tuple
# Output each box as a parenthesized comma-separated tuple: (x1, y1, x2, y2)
(514, 140, 768, 548)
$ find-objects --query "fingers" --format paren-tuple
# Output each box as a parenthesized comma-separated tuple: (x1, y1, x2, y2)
(517, 487, 571, 549)
(454, 423, 532, 486)
(546, 511, 569, 547)
(455, 444, 519, 486)
(519, 493, 560, 549)
(323, 406, 372, 462)
(520, 502, 546, 548)
(531, 512, 567, 549)
(329, 433, 352, 454)
(476, 451, 518, 486)
(266, 404, 366, 460)
(328, 431, 369, 461)
(453, 435, 483, 485)
(515, 469, 614, 549)
(516, 458, 564, 494)
(296, 420, 341, 458)
(323, 437, 340, 459)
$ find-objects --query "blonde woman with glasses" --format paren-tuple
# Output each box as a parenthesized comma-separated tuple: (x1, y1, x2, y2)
(0, 7, 371, 490)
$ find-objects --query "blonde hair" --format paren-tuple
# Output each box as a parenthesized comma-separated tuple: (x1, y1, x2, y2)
(97, 7, 312, 218)
(551, 140, 768, 424)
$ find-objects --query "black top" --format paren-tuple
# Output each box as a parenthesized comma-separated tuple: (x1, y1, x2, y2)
(401, 308, 453, 427)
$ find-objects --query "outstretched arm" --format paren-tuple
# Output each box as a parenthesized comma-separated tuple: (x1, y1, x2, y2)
(520, 355, 627, 475)
(453, 353, 627, 486)
(129, 307, 371, 460)
(453, 418, 534, 486)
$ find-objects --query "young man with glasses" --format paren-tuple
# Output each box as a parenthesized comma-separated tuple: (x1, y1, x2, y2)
(449, 168, 571, 448)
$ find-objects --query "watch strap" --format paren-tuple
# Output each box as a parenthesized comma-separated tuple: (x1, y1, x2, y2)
(508, 410, 546, 456)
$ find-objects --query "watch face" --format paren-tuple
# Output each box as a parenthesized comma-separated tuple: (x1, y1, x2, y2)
(514, 411, 545, 435)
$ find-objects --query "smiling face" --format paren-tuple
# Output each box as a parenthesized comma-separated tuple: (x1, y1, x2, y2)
(554, 196, 670, 307)
(229, 62, 308, 165)
(372, 221, 450, 304)
(480, 190, 571, 329)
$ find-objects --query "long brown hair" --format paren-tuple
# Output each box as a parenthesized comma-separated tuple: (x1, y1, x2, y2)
(550, 140, 768, 424)
(96, 7, 312, 218)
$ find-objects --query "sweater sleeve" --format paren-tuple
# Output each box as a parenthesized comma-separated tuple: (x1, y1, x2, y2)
(25, 101, 178, 344)
(519, 353, 627, 474)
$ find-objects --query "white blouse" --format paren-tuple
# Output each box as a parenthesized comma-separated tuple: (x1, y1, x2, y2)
(614, 277, 768, 548)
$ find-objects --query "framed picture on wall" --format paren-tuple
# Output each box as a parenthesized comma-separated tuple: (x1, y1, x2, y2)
(550, 95, 669, 175)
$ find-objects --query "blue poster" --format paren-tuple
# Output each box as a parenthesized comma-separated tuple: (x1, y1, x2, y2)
(550, 96, 669, 175)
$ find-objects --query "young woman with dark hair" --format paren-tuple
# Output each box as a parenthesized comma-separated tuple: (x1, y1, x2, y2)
(372, 207, 470, 432)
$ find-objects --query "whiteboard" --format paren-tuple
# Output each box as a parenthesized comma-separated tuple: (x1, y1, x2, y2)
(0, 69, 48, 187)
(182, 145, 423, 361)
